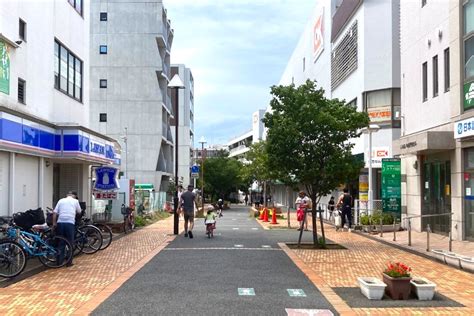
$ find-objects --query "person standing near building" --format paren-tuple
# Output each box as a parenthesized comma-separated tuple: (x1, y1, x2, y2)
(52, 191, 82, 266)
(244, 194, 249, 206)
(337, 188, 353, 232)
(328, 196, 335, 221)
(180, 185, 198, 238)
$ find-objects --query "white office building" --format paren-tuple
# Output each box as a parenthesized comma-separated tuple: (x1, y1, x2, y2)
(395, 0, 474, 241)
(271, 0, 401, 209)
(227, 109, 266, 159)
(171, 64, 194, 187)
(0, 0, 119, 216)
(89, 0, 174, 191)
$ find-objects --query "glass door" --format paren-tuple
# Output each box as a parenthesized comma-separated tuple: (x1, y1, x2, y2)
(464, 149, 474, 240)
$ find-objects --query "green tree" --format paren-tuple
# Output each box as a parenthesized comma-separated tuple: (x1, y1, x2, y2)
(263, 80, 369, 246)
(198, 156, 244, 202)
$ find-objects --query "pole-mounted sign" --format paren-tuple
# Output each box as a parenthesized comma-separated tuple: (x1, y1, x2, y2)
(94, 167, 119, 191)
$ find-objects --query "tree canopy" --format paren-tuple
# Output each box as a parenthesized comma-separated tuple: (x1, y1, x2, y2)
(263, 80, 370, 245)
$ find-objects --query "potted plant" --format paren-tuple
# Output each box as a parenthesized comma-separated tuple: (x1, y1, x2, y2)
(357, 277, 387, 300)
(382, 262, 412, 300)
(410, 277, 436, 300)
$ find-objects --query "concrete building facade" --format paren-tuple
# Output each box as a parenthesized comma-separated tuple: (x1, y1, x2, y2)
(89, 0, 174, 191)
(0, 0, 118, 216)
(395, 0, 474, 241)
(227, 109, 266, 159)
(272, 0, 401, 209)
(171, 64, 194, 188)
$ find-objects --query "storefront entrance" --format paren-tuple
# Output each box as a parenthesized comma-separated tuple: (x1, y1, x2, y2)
(422, 161, 451, 235)
(464, 149, 474, 240)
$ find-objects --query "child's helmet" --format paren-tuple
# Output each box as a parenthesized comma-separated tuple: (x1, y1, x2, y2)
(207, 205, 215, 211)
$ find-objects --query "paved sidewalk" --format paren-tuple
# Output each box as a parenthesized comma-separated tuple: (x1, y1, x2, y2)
(0, 216, 177, 315)
(254, 208, 474, 315)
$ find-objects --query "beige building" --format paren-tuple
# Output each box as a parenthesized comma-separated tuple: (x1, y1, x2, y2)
(395, 0, 474, 241)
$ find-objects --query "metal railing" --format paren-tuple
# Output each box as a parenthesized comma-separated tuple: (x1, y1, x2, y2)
(404, 212, 453, 251)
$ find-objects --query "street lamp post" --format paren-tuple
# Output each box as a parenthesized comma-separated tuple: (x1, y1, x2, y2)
(199, 136, 207, 210)
(362, 124, 381, 213)
(169, 74, 185, 235)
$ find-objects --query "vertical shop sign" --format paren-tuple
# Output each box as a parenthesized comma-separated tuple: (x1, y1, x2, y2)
(464, 80, 474, 109)
(0, 41, 10, 95)
(359, 173, 368, 210)
(382, 158, 401, 219)
(313, 8, 324, 62)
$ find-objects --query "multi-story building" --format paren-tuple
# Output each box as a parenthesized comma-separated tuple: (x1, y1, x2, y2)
(227, 109, 266, 159)
(89, 0, 174, 191)
(171, 64, 194, 187)
(395, 0, 474, 241)
(272, 0, 401, 208)
(0, 0, 118, 216)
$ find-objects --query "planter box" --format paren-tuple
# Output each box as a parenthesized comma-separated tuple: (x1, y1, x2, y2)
(411, 277, 436, 300)
(444, 252, 461, 268)
(459, 256, 474, 272)
(431, 249, 452, 263)
(383, 273, 412, 300)
(362, 224, 400, 233)
(357, 277, 386, 300)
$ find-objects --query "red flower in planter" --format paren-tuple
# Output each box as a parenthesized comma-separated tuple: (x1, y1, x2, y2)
(384, 262, 412, 278)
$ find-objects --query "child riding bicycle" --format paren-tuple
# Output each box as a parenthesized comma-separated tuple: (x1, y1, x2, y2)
(204, 206, 217, 238)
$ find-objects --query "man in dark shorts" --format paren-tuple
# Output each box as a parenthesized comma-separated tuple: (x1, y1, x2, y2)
(180, 185, 198, 238)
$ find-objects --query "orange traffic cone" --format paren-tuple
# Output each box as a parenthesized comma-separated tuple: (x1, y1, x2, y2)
(263, 208, 269, 222)
(270, 208, 278, 224)
(259, 208, 265, 220)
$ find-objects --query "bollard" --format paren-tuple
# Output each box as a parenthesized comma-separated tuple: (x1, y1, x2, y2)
(408, 218, 412, 247)
(426, 224, 431, 252)
(380, 218, 384, 237)
(393, 219, 397, 241)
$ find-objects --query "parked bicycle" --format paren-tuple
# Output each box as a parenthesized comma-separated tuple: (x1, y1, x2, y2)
(82, 217, 112, 250)
(121, 204, 135, 234)
(0, 215, 73, 278)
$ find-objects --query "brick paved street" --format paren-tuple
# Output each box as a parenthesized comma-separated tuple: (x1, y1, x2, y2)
(0, 217, 176, 315)
(255, 208, 474, 315)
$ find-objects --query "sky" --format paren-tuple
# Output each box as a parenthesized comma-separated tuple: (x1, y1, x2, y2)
(165, 0, 316, 147)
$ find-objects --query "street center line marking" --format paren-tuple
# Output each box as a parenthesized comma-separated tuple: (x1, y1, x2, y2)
(232, 227, 239, 230)
(234, 244, 244, 248)
(287, 289, 307, 297)
(285, 309, 333, 316)
(238, 288, 255, 296)
(252, 228, 259, 230)
(262, 245, 271, 248)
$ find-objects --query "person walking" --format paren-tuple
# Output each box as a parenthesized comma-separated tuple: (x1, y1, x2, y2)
(52, 191, 82, 266)
(180, 185, 199, 238)
(244, 194, 249, 206)
(328, 196, 335, 222)
(337, 188, 353, 232)
(295, 191, 311, 231)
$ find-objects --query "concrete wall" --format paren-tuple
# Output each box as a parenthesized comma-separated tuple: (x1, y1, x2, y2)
(90, 0, 172, 190)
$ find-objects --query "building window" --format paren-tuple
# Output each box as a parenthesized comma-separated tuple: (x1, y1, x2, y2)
(99, 45, 108, 54)
(18, 78, 25, 104)
(444, 48, 450, 92)
(19, 19, 26, 41)
(68, 0, 83, 16)
(464, 0, 474, 81)
(99, 113, 107, 122)
(54, 40, 82, 102)
(422, 0, 427, 7)
(100, 12, 108, 21)
(422, 62, 428, 102)
(362, 88, 400, 128)
(100, 79, 107, 88)
(432, 55, 438, 97)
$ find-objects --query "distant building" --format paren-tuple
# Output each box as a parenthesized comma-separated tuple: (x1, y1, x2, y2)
(89, 0, 174, 191)
(227, 109, 266, 159)
(0, 0, 118, 216)
(171, 64, 194, 187)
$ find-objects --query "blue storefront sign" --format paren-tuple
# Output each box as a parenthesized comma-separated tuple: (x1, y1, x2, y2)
(94, 167, 119, 191)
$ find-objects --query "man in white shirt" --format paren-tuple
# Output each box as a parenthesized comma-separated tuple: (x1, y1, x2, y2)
(53, 191, 82, 266)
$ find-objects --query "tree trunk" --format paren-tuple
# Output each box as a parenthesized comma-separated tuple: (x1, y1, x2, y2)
(311, 193, 318, 247)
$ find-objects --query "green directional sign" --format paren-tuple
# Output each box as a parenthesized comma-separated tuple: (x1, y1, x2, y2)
(465, 80, 474, 110)
(382, 158, 401, 219)
(0, 41, 10, 95)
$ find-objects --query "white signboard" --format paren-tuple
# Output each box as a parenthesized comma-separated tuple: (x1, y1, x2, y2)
(454, 117, 474, 139)
(313, 8, 324, 62)
(365, 146, 390, 168)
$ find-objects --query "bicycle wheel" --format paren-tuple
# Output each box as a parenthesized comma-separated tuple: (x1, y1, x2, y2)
(94, 223, 112, 250)
(38, 236, 73, 268)
(0, 240, 27, 278)
(77, 225, 103, 254)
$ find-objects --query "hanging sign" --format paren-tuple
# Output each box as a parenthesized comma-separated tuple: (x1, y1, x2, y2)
(0, 41, 10, 95)
(94, 167, 119, 191)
